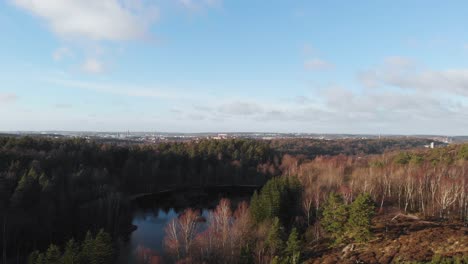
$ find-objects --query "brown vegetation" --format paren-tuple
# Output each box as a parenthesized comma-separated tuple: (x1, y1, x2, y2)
(306, 212, 468, 264)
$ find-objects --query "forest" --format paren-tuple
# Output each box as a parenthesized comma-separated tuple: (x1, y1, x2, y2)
(157, 144, 468, 264)
(0, 136, 466, 263)
(0, 136, 278, 263)
(270, 137, 436, 158)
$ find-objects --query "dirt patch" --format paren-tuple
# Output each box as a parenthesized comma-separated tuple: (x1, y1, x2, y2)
(305, 214, 468, 264)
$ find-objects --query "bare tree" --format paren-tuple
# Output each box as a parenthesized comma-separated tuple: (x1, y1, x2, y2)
(164, 209, 200, 259)
(404, 175, 415, 213)
(437, 180, 460, 218)
(302, 188, 314, 226)
(210, 199, 232, 257)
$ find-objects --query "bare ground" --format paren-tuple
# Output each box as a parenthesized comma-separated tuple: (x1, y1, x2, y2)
(305, 212, 468, 264)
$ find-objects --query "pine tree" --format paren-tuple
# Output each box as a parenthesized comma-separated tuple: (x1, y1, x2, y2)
(62, 238, 80, 264)
(27, 250, 40, 264)
(35, 253, 45, 264)
(38, 173, 49, 191)
(265, 217, 284, 258)
(284, 228, 301, 264)
(10, 168, 41, 208)
(264, 181, 281, 221)
(321, 192, 348, 245)
(80, 231, 95, 263)
(250, 177, 302, 225)
(250, 191, 263, 223)
(93, 229, 114, 264)
(45, 244, 62, 264)
(346, 193, 375, 242)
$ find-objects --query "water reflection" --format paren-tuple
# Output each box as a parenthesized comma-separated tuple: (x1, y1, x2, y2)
(119, 187, 255, 263)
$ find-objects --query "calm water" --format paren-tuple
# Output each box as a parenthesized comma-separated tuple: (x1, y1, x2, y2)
(118, 208, 211, 263)
(118, 187, 255, 263)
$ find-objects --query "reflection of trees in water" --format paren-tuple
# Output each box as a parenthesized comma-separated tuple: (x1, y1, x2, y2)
(163, 199, 252, 264)
(136, 244, 163, 264)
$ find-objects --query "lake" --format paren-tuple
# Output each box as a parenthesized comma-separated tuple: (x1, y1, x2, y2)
(118, 186, 257, 263)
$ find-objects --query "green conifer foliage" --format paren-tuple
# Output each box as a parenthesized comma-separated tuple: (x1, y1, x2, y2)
(346, 193, 375, 242)
(93, 229, 114, 264)
(27, 250, 40, 264)
(38, 173, 50, 191)
(24, 229, 114, 264)
(80, 231, 95, 263)
(250, 191, 264, 223)
(250, 177, 302, 225)
(62, 238, 80, 264)
(35, 253, 45, 264)
(321, 192, 348, 245)
(284, 228, 302, 264)
(45, 244, 61, 264)
(10, 168, 41, 208)
(265, 217, 285, 258)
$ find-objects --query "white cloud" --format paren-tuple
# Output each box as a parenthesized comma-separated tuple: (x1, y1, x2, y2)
(359, 57, 468, 97)
(52, 47, 72, 61)
(178, 0, 222, 11)
(54, 103, 72, 109)
(293, 95, 311, 105)
(11, 0, 159, 41)
(218, 101, 263, 116)
(0, 93, 18, 104)
(302, 44, 314, 55)
(81, 58, 104, 74)
(47, 78, 193, 100)
(304, 58, 334, 70)
(383, 56, 414, 68)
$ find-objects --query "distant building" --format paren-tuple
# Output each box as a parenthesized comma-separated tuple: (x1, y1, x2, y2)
(212, 133, 228, 140)
(425, 142, 435, 149)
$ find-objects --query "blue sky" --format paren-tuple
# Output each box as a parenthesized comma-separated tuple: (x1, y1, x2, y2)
(1, 0, 468, 134)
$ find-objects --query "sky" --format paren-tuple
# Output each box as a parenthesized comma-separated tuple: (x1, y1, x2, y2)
(1, 0, 468, 135)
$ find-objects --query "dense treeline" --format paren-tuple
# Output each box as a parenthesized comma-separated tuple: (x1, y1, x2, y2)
(28, 229, 113, 264)
(0, 136, 279, 263)
(159, 143, 468, 263)
(162, 178, 305, 264)
(271, 138, 435, 158)
(289, 144, 468, 225)
(161, 178, 378, 264)
(1, 136, 466, 263)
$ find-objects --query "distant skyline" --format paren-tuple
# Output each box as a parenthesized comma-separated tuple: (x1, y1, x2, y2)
(1, 1, 468, 135)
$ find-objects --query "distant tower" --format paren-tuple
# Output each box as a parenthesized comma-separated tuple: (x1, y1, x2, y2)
(430, 142, 435, 149)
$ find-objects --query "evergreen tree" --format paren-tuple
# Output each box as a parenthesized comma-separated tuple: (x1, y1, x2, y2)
(250, 177, 302, 225)
(250, 191, 264, 223)
(284, 228, 301, 264)
(265, 218, 284, 258)
(346, 193, 375, 242)
(38, 173, 50, 191)
(62, 238, 80, 264)
(10, 168, 41, 208)
(27, 250, 40, 264)
(321, 192, 348, 245)
(80, 231, 95, 263)
(93, 229, 114, 264)
(35, 253, 45, 264)
(45, 244, 62, 264)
